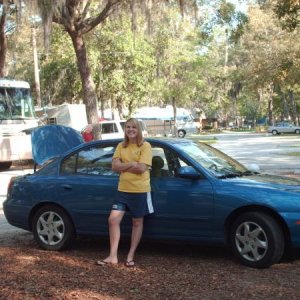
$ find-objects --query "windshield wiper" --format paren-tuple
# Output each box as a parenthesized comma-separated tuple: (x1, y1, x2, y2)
(218, 170, 259, 179)
(218, 172, 243, 179)
(241, 170, 259, 176)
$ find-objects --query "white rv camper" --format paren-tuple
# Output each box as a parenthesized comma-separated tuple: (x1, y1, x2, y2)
(43, 103, 88, 131)
(133, 106, 199, 137)
(0, 79, 40, 169)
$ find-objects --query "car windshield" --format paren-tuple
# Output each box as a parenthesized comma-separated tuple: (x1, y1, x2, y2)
(0, 87, 35, 120)
(175, 141, 249, 178)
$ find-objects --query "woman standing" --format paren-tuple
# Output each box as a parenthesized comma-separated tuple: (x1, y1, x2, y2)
(97, 118, 153, 267)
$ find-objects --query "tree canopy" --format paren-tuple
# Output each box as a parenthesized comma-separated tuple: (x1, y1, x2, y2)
(1, 0, 299, 128)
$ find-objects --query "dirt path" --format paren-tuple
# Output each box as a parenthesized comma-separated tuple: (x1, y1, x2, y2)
(1, 231, 300, 300)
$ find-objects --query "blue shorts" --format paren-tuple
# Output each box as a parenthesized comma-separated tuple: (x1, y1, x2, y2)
(112, 191, 154, 218)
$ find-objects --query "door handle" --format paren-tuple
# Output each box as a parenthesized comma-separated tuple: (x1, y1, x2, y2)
(61, 184, 72, 190)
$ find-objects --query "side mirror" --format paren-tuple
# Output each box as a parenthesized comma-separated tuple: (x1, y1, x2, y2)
(245, 163, 260, 173)
(177, 166, 201, 179)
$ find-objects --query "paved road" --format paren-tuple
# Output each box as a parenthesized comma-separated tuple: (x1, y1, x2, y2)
(0, 166, 33, 234)
(1, 132, 300, 234)
(213, 132, 300, 175)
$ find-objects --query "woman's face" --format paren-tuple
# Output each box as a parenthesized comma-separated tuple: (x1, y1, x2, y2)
(125, 121, 138, 140)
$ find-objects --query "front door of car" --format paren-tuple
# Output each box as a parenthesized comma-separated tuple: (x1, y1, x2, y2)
(144, 146, 215, 240)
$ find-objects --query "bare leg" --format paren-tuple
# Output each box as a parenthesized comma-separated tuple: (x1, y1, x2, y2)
(127, 217, 144, 262)
(101, 210, 125, 264)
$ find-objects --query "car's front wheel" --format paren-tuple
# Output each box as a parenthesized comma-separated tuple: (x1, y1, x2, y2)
(230, 212, 284, 268)
(32, 205, 75, 251)
(272, 130, 278, 135)
(295, 129, 300, 134)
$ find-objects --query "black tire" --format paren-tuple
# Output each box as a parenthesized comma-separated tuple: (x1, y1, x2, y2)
(295, 129, 300, 134)
(229, 212, 284, 268)
(0, 161, 12, 170)
(178, 129, 186, 138)
(272, 130, 278, 135)
(32, 205, 75, 251)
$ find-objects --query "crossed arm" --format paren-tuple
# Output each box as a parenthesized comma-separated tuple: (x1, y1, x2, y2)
(112, 158, 148, 174)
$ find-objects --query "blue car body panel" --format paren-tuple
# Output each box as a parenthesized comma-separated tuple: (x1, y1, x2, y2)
(4, 126, 300, 249)
(31, 125, 84, 165)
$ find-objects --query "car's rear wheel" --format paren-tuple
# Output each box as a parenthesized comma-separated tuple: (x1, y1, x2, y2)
(32, 205, 75, 251)
(295, 129, 300, 134)
(230, 212, 284, 268)
(178, 129, 186, 138)
(272, 130, 278, 135)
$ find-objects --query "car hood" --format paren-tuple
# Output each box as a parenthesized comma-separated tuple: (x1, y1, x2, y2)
(31, 125, 83, 165)
(222, 173, 300, 192)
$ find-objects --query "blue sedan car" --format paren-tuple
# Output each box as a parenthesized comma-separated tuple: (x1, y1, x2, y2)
(3, 125, 300, 268)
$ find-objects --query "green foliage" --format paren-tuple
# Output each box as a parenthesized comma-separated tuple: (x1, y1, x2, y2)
(39, 25, 81, 105)
(4, 0, 300, 126)
(238, 94, 261, 122)
(233, 4, 300, 123)
(88, 15, 155, 116)
(274, 0, 300, 31)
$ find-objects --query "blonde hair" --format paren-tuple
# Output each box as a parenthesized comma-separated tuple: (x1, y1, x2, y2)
(123, 118, 144, 147)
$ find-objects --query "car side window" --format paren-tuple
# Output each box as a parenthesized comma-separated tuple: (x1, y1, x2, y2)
(61, 145, 118, 176)
(164, 148, 195, 177)
(150, 146, 193, 178)
(151, 147, 174, 178)
(101, 123, 118, 134)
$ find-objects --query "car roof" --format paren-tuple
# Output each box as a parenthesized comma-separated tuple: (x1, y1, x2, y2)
(32, 125, 194, 166)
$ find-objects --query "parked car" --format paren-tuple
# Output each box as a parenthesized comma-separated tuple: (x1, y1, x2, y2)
(4, 125, 300, 268)
(174, 115, 199, 138)
(84, 120, 124, 140)
(81, 119, 148, 141)
(268, 122, 300, 135)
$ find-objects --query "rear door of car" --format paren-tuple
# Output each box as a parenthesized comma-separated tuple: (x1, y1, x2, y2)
(57, 142, 123, 235)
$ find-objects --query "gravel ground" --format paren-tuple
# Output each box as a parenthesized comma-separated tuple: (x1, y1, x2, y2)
(1, 144, 300, 299)
(1, 230, 300, 300)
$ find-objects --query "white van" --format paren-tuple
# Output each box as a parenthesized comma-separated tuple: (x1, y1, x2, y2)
(81, 119, 148, 141)
(175, 114, 199, 138)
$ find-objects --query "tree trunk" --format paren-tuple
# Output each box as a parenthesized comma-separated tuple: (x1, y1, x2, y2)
(171, 96, 177, 136)
(32, 27, 42, 108)
(266, 84, 274, 126)
(288, 90, 298, 125)
(0, 4, 7, 77)
(68, 31, 101, 139)
(116, 96, 124, 119)
(281, 93, 289, 121)
(268, 97, 273, 126)
(145, 0, 152, 36)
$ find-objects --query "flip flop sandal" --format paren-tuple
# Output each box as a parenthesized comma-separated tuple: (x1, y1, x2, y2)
(96, 260, 113, 266)
(125, 260, 135, 268)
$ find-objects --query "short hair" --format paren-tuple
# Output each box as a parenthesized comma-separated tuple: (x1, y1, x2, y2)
(123, 118, 144, 147)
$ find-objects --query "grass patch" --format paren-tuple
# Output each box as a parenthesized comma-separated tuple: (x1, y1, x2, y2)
(148, 135, 218, 144)
(282, 152, 300, 156)
(279, 145, 300, 148)
(188, 135, 218, 144)
(198, 139, 217, 145)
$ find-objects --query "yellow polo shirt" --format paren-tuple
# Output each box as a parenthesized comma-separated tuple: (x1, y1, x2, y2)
(113, 141, 152, 193)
